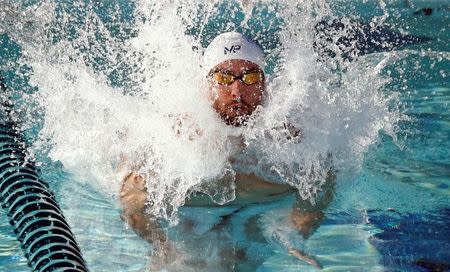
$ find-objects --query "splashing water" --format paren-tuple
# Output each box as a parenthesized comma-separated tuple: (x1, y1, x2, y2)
(1, 0, 402, 222)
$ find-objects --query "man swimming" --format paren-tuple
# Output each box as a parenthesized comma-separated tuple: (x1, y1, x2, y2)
(120, 32, 334, 269)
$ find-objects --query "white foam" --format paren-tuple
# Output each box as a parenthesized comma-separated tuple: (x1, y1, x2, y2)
(5, 0, 402, 221)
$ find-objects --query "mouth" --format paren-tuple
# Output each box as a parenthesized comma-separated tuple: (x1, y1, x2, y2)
(227, 101, 249, 112)
(218, 102, 252, 127)
(227, 103, 249, 116)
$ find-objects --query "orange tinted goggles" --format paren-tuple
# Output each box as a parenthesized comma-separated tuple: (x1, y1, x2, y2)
(210, 70, 264, 85)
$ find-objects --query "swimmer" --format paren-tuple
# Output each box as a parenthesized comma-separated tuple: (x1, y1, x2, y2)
(120, 32, 335, 269)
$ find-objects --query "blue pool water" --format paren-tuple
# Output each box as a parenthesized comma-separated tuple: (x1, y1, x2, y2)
(1, 1, 449, 271)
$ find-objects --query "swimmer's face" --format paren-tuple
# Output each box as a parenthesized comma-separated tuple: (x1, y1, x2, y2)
(208, 59, 265, 126)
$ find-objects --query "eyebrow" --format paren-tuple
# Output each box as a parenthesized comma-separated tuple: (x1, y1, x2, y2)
(242, 68, 262, 73)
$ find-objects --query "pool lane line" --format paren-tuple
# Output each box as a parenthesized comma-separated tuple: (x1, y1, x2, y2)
(0, 75, 89, 272)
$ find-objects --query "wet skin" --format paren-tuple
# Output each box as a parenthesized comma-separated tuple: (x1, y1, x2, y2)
(208, 59, 265, 126)
(203, 59, 295, 204)
(120, 59, 332, 269)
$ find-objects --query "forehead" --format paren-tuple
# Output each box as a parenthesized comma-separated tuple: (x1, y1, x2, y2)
(211, 59, 262, 73)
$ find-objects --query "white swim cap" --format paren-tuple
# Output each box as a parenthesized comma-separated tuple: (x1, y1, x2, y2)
(203, 32, 265, 73)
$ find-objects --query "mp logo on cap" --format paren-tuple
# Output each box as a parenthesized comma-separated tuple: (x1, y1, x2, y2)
(224, 44, 241, 54)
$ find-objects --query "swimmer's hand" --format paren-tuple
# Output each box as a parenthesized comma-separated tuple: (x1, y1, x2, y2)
(120, 172, 168, 247)
(277, 226, 323, 269)
(120, 172, 148, 215)
(288, 246, 323, 269)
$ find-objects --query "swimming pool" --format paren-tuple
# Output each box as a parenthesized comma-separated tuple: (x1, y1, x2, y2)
(1, 0, 449, 271)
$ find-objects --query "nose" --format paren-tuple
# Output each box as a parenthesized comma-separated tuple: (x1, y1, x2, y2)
(229, 80, 243, 99)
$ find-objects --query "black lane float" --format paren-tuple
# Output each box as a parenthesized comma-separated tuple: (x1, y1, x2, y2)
(0, 77, 88, 272)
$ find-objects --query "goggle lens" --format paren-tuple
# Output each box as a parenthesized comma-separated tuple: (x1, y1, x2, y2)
(213, 72, 235, 85)
(211, 71, 263, 85)
(242, 72, 262, 85)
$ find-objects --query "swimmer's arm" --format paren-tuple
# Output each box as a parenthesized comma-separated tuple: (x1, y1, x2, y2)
(287, 171, 335, 269)
(290, 170, 335, 238)
(120, 172, 167, 246)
